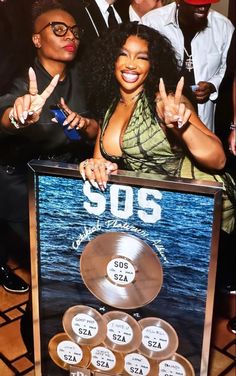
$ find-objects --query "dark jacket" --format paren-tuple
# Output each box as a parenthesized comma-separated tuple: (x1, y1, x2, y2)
(0, 59, 92, 165)
(64, 0, 129, 43)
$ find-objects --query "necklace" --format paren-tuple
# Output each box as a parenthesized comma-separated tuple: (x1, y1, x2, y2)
(119, 91, 142, 106)
(184, 47, 193, 72)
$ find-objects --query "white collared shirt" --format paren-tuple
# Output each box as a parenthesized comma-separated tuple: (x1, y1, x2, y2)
(141, 2, 235, 131)
(95, 0, 122, 26)
(129, 5, 141, 22)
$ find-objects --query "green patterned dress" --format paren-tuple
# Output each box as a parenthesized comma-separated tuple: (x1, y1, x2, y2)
(100, 93, 236, 233)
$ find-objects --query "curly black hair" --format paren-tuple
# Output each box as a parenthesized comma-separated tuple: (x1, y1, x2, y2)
(82, 21, 182, 119)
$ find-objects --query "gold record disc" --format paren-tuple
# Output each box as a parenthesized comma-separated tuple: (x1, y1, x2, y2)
(62, 305, 107, 346)
(88, 344, 124, 373)
(80, 232, 163, 309)
(123, 352, 158, 376)
(103, 311, 142, 353)
(157, 353, 195, 376)
(138, 317, 179, 360)
(48, 332, 90, 370)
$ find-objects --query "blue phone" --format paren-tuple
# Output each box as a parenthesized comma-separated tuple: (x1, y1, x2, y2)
(50, 105, 82, 141)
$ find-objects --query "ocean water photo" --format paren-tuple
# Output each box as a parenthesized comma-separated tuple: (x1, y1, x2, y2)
(34, 173, 217, 376)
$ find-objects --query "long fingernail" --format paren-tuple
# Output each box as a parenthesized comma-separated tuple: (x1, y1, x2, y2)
(81, 171, 86, 181)
(28, 111, 34, 116)
(177, 118, 183, 128)
(20, 115, 25, 124)
(63, 120, 68, 126)
(23, 111, 28, 120)
(90, 180, 99, 189)
(98, 182, 105, 192)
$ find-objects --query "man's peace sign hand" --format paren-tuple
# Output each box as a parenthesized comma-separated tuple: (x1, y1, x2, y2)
(158, 77, 192, 129)
(9, 67, 59, 127)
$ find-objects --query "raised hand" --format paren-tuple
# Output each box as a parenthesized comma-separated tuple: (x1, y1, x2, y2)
(158, 77, 192, 129)
(9, 67, 59, 128)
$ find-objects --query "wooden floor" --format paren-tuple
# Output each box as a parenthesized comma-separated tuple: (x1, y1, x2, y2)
(0, 262, 235, 375)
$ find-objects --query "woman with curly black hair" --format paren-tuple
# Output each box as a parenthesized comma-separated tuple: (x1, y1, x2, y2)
(79, 21, 235, 234)
(83, 21, 183, 119)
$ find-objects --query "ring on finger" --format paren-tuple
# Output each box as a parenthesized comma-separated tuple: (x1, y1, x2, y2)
(30, 90, 38, 96)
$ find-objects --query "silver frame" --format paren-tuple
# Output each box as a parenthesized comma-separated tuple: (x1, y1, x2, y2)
(28, 159, 223, 376)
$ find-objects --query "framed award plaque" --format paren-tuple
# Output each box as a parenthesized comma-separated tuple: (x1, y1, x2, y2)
(28, 160, 223, 376)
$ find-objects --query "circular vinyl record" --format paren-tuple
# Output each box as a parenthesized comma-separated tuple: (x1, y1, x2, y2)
(157, 353, 195, 376)
(48, 332, 90, 370)
(80, 232, 163, 309)
(103, 311, 142, 353)
(123, 352, 158, 376)
(138, 317, 179, 360)
(62, 305, 107, 346)
(89, 345, 124, 373)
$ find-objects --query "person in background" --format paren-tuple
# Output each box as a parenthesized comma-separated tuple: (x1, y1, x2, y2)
(228, 75, 236, 157)
(114, 0, 173, 23)
(141, 0, 235, 133)
(215, 29, 235, 175)
(78, 22, 235, 236)
(65, 0, 129, 43)
(0, 0, 34, 95)
(129, 0, 163, 22)
(0, 0, 98, 293)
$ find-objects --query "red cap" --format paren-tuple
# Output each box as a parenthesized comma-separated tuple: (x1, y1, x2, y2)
(183, 0, 219, 4)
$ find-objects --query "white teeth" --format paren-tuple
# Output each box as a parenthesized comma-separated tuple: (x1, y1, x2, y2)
(122, 72, 139, 82)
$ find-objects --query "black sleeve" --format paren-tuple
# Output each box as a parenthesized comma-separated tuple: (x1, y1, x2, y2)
(0, 76, 28, 122)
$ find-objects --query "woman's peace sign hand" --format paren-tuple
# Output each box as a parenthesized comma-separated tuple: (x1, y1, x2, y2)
(9, 67, 59, 128)
(158, 77, 192, 129)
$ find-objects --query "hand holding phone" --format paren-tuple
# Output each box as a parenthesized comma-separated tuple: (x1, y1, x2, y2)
(50, 104, 81, 141)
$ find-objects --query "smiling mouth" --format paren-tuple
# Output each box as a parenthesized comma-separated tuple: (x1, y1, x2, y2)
(121, 72, 139, 83)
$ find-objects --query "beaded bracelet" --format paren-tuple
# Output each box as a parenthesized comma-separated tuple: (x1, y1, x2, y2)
(230, 123, 236, 131)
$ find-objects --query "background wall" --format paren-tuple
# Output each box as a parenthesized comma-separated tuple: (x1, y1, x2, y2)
(212, 0, 229, 17)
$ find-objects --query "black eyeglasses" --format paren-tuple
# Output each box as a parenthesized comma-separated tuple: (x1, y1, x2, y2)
(36, 22, 82, 39)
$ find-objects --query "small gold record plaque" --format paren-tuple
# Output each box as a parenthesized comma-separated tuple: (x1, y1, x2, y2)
(89, 345, 124, 373)
(48, 332, 90, 370)
(80, 232, 163, 309)
(157, 353, 195, 376)
(63, 305, 107, 346)
(138, 317, 179, 360)
(103, 311, 142, 353)
(123, 352, 158, 376)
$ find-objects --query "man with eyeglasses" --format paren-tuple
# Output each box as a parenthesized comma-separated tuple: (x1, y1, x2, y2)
(0, 0, 98, 295)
